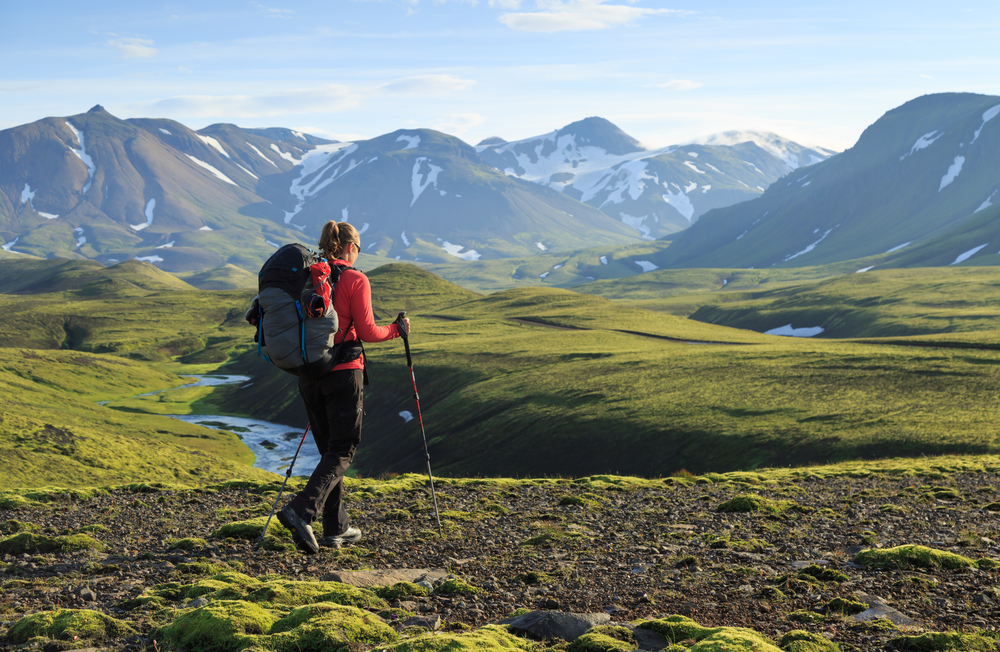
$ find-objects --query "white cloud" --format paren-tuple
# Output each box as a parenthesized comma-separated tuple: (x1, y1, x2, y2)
(650, 79, 703, 91)
(137, 74, 475, 120)
(432, 112, 486, 135)
(106, 37, 158, 59)
(498, 0, 680, 32)
(377, 75, 475, 94)
(252, 2, 295, 16)
(489, 0, 523, 7)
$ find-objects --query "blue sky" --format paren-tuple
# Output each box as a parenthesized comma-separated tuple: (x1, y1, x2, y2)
(2, 0, 998, 151)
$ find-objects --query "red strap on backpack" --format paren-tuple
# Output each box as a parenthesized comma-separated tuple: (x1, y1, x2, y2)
(306, 261, 332, 317)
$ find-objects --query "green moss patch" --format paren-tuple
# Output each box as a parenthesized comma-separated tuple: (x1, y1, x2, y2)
(152, 600, 276, 651)
(376, 582, 430, 600)
(8, 608, 135, 644)
(391, 624, 537, 652)
(889, 631, 1000, 651)
(167, 536, 209, 551)
(822, 597, 868, 615)
(568, 626, 638, 652)
(797, 565, 849, 583)
(0, 519, 38, 535)
(0, 532, 105, 555)
(637, 615, 781, 651)
(144, 572, 388, 611)
(854, 545, 984, 570)
(778, 629, 841, 651)
(0, 492, 34, 510)
(212, 516, 291, 541)
(717, 494, 793, 515)
(434, 578, 484, 596)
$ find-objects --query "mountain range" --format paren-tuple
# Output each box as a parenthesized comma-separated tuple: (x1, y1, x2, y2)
(0, 107, 832, 274)
(657, 93, 1000, 271)
(476, 118, 834, 239)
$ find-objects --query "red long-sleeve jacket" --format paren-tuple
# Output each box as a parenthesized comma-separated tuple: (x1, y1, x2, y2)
(331, 259, 402, 371)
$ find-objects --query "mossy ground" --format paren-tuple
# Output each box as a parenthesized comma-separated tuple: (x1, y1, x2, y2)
(7, 608, 135, 645)
(854, 545, 988, 570)
(3, 471, 1000, 652)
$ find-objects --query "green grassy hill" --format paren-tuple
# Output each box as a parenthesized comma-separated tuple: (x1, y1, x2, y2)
(687, 266, 1000, 339)
(208, 265, 1000, 478)
(176, 263, 259, 290)
(0, 258, 196, 295)
(0, 348, 271, 488)
(6, 259, 1000, 485)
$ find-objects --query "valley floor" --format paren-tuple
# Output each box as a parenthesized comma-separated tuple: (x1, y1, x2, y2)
(2, 468, 1000, 651)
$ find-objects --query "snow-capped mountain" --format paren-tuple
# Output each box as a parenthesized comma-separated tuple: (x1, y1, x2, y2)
(0, 107, 835, 276)
(690, 131, 838, 171)
(0, 107, 637, 271)
(656, 93, 1000, 270)
(475, 117, 836, 239)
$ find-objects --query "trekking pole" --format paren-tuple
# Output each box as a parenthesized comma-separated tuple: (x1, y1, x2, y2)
(396, 311, 443, 534)
(256, 422, 311, 549)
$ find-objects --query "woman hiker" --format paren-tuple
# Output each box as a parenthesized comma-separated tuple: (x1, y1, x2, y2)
(278, 220, 410, 554)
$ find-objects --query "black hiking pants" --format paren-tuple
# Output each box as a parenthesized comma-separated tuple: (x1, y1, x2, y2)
(287, 368, 363, 536)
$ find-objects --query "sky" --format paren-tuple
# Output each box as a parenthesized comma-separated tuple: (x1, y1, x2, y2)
(2, 0, 999, 152)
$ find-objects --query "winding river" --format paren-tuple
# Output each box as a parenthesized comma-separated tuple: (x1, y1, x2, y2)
(158, 375, 319, 476)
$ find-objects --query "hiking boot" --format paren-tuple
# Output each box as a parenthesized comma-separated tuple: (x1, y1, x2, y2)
(277, 506, 319, 554)
(320, 526, 362, 549)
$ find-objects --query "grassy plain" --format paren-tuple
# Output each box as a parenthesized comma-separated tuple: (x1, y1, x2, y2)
(4, 258, 1000, 487)
(683, 266, 1000, 338)
(0, 348, 271, 489)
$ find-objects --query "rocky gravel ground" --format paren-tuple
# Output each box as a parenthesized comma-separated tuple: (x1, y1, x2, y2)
(2, 470, 1000, 651)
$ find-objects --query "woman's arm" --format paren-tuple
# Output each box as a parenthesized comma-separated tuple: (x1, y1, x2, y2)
(345, 271, 401, 343)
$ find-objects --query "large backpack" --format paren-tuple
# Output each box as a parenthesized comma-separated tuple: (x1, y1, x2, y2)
(248, 243, 358, 378)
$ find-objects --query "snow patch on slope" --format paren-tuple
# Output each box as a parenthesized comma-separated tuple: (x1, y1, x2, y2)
(270, 144, 301, 163)
(248, 143, 279, 167)
(155, 240, 174, 249)
(410, 157, 443, 207)
(784, 228, 833, 261)
(3, 236, 21, 253)
(135, 255, 164, 264)
(197, 134, 230, 158)
(75, 228, 86, 248)
(21, 183, 36, 207)
(131, 199, 156, 231)
(885, 241, 913, 253)
(951, 244, 988, 265)
(282, 143, 359, 225)
(766, 324, 824, 337)
(441, 241, 481, 261)
(662, 189, 695, 222)
(619, 213, 655, 240)
(186, 155, 238, 186)
(159, 128, 172, 136)
(65, 121, 96, 195)
(900, 131, 942, 160)
(635, 260, 658, 272)
(976, 190, 998, 213)
(939, 156, 965, 191)
(396, 135, 421, 150)
(972, 104, 1000, 144)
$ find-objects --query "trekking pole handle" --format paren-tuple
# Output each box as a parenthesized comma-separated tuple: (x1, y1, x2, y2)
(396, 311, 413, 367)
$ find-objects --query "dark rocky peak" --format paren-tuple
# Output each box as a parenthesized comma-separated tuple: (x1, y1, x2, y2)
(556, 117, 643, 156)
